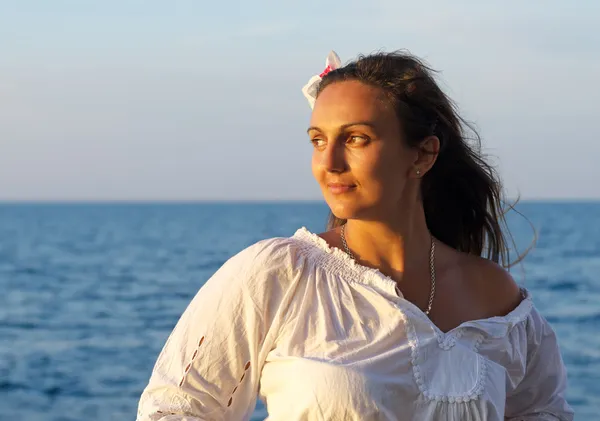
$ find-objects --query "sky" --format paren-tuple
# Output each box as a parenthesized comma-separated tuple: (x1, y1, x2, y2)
(1, 0, 599, 201)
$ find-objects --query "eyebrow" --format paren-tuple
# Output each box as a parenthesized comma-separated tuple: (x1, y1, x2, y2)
(306, 122, 377, 134)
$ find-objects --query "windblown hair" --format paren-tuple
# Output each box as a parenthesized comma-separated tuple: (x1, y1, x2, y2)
(317, 50, 532, 268)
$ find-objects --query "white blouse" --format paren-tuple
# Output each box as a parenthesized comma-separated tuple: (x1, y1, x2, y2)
(137, 227, 574, 421)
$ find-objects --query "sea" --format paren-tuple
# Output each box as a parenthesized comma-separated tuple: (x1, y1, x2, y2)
(0, 202, 598, 420)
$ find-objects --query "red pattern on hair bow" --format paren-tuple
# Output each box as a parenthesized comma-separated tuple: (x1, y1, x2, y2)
(319, 65, 333, 78)
(302, 51, 342, 109)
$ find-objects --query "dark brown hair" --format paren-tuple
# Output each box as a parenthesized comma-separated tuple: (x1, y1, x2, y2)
(317, 50, 531, 268)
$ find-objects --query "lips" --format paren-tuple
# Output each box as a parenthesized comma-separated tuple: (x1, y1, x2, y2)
(327, 183, 356, 194)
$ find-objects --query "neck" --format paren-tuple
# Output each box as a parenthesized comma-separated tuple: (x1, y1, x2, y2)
(343, 201, 431, 282)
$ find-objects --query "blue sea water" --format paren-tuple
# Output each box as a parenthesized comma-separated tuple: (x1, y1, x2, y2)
(0, 202, 598, 420)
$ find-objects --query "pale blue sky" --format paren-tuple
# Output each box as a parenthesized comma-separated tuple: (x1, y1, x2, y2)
(1, 0, 599, 201)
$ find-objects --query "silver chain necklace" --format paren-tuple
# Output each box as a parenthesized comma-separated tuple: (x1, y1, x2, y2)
(340, 224, 436, 315)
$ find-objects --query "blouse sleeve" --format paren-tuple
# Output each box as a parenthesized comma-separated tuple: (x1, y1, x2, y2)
(504, 308, 574, 420)
(136, 238, 297, 421)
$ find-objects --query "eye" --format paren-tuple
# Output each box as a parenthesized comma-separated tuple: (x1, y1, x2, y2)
(347, 135, 369, 145)
(310, 138, 327, 148)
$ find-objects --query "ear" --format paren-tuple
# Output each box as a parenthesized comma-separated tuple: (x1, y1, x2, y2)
(410, 135, 440, 178)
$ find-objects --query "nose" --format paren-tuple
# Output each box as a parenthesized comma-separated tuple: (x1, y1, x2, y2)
(319, 141, 347, 174)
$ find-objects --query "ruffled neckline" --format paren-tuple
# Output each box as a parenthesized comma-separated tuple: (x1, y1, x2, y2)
(293, 226, 400, 296)
(292, 226, 534, 339)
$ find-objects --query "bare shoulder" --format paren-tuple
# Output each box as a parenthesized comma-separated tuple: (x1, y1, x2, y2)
(460, 253, 524, 318)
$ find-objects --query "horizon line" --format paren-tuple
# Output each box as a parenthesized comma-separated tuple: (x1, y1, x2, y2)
(0, 198, 599, 205)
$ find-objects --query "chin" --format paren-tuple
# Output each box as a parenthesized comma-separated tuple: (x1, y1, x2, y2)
(325, 198, 365, 221)
(325, 194, 385, 223)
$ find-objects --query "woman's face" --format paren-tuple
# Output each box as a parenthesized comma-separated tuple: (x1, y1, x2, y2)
(309, 80, 419, 222)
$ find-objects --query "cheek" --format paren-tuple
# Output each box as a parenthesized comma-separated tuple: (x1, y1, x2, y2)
(382, 154, 409, 181)
(383, 142, 413, 176)
(352, 147, 401, 183)
(355, 146, 410, 196)
(311, 152, 322, 182)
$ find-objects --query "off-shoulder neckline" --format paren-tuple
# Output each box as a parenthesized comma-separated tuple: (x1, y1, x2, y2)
(291, 226, 534, 339)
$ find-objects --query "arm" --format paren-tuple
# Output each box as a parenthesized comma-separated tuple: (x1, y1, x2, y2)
(137, 239, 292, 421)
(504, 309, 574, 421)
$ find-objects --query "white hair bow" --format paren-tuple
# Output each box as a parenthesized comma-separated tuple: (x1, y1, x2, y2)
(301, 50, 342, 110)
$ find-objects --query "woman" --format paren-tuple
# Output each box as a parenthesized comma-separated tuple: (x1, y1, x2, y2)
(137, 50, 574, 420)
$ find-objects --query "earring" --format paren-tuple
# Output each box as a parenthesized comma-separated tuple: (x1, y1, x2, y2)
(416, 169, 421, 176)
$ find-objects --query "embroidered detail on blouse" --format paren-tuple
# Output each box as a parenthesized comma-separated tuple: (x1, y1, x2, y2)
(178, 336, 205, 387)
(403, 306, 427, 396)
(228, 361, 251, 407)
(436, 327, 466, 350)
(137, 391, 193, 421)
(403, 308, 488, 403)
